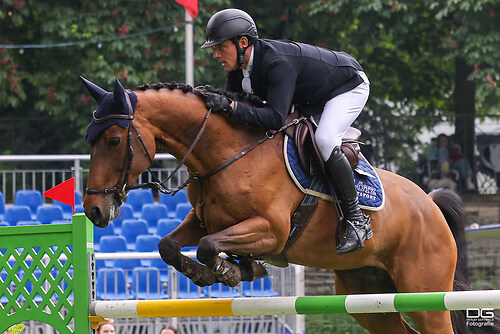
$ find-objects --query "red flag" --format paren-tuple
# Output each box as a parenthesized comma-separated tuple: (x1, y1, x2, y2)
(44, 178, 76, 214)
(175, 0, 198, 18)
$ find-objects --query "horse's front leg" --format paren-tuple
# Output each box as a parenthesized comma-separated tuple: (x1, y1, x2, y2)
(158, 209, 219, 286)
(197, 216, 283, 287)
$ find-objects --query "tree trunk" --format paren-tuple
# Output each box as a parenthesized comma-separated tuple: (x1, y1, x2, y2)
(453, 56, 476, 175)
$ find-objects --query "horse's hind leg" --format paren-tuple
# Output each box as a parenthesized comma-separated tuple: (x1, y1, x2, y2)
(388, 237, 456, 333)
(334, 268, 418, 334)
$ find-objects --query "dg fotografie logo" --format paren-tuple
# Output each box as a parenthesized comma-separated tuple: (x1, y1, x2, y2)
(466, 308, 495, 327)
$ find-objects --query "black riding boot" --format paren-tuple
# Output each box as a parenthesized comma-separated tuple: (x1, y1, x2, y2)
(326, 147, 372, 255)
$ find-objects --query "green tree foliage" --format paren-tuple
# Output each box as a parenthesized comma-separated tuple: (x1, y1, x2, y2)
(0, 0, 229, 154)
(235, 0, 499, 172)
(0, 0, 498, 176)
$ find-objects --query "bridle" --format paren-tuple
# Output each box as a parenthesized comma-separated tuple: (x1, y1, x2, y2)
(85, 89, 214, 203)
(85, 90, 303, 223)
(85, 92, 154, 202)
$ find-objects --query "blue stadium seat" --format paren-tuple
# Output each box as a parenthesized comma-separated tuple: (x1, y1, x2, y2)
(136, 234, 161, 252)
(159, 190, 188, 217)
(93, 223, 116, 252)
(99, 235, 128, 252)
(16, 220, 42, 226)
(175, 203, 192, 220)
(53, 191, 83, 220)
(75, 204, 84, 214)
(0, 221, 9, 227)
(75, 191, 82, 205)
(36, 205, 64, 224)
(130, 267, 167, 299)
(51, 220, 70, 224)
(177, 272, 204, 299)
(5, 206, 32, 226)
(0, 191, 5, 221)
(135, 235, 169, 281)
(141, 203, 168, 234)
(136, 235, 160, 266)
(157, 218, 181, 237)
(96, 268, 129, 300)
(98, 235, 128, 268)
(114, 256, 143, 284)
(125, 189, 154, 218)
(121, 219, 150, 251)
(15, 190, 43, 217)
(111, 204, 134, 234)
(241, 276, 277, 297)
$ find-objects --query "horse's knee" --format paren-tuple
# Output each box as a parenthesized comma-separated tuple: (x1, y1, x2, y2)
(197, 235, 218, 264)
(158, 236, 180, 266)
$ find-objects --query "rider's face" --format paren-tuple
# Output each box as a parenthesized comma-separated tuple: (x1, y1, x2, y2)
(212, 40, 238, 72)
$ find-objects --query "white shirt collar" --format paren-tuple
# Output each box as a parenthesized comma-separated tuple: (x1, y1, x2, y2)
(242, 47, 254, 77)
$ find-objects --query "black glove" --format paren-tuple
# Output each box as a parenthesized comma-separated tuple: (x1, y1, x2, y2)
(204, 92, 233, 114)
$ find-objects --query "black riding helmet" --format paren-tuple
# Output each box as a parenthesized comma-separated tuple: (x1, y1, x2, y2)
(201, 9, 258, 68)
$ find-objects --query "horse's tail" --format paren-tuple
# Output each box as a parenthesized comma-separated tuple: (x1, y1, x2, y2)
(430, 188, 500, 334)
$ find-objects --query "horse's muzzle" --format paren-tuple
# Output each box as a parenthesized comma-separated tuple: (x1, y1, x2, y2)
(89, 206, 110, 228)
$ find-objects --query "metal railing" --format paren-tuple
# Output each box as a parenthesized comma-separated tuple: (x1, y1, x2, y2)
(0, 154, 184, 203)
(93, 252, 305, 334)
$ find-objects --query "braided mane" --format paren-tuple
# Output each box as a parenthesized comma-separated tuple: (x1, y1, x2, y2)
(135, 82, 266, 107)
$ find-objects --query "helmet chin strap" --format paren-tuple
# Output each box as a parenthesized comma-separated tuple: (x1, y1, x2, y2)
(233, 37, 247, 69)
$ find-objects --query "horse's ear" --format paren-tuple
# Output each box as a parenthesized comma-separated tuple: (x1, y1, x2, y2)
(113, 78, 127, 110)
(79, 76, 108, 103)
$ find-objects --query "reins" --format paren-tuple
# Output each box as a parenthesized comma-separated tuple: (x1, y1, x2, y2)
(85, 87, 305, 225)
(136, 112, 304, 196)
(128, 107, 212, 194)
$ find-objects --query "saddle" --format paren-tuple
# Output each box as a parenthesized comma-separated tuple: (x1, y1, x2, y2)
(284, 112, 362, 178)
(259, 112, 364, 268)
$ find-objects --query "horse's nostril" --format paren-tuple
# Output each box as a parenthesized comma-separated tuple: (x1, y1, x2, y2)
(91, 206, 102, 222)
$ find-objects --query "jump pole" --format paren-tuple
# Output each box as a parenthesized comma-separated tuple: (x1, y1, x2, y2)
(90, 290, 500, 322)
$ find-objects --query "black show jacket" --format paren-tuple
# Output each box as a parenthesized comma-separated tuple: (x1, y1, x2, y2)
(227, 39, 364, 130)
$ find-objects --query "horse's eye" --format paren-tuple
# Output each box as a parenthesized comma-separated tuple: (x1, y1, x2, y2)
(109, 137, 121, 147)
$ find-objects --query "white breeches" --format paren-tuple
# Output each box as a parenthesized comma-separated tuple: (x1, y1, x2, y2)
(315, 72, 370, 161)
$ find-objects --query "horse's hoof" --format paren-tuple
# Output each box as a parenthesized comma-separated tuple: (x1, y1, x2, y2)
(180, 256, 218, 287)
(239, 257, 268, 281)
(189, 272, 218, 287)
(212, 257, 241, 287)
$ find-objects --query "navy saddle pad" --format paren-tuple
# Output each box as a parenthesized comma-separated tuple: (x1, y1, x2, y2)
(284, 136, 385, 211)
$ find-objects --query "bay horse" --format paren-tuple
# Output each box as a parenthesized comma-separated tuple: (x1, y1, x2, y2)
(82, 77, 475, 334)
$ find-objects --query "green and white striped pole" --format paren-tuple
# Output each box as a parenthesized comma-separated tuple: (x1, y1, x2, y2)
(89, 290, 500, 320)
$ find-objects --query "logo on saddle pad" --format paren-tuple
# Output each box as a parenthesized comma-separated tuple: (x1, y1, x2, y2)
(284, 136, 385, 210)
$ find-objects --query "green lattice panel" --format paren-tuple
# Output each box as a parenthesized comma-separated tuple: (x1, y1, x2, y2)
(0, 214, 93, 333)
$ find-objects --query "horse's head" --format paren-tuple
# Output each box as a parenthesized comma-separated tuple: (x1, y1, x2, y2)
(80, 76, 155, 228)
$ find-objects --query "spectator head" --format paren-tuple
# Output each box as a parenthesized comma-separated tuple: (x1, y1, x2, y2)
(97, 321, 116, 334)
(436, 133, 449, 148)
(160, 325, 178, 334)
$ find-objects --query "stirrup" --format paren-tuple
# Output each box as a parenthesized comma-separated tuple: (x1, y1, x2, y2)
(336, 215, 372, 255)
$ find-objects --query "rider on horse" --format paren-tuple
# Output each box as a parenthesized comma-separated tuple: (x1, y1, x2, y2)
(201, 8, 371, 255)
